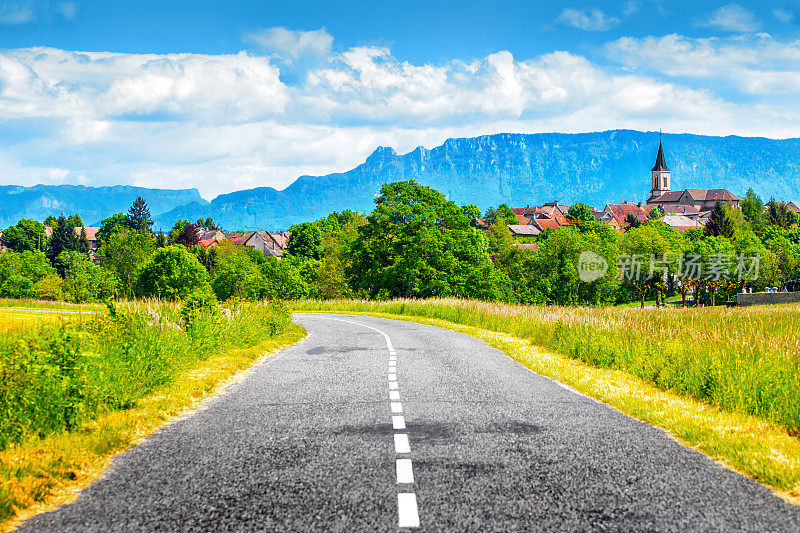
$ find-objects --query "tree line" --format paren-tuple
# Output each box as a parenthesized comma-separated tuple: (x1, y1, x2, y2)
(1, 184, 798, 307)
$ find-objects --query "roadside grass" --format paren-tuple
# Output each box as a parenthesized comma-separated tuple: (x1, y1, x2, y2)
(0, 300, 306, 531)
(0, 298, 103, 312)
(291, 299, 800, 503)
(0, 310, 88, 334)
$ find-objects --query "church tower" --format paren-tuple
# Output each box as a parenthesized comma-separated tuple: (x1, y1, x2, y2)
(649, 141, 670, 200)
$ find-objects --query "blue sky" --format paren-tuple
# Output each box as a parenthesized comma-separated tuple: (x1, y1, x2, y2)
(1, 0, 799, 198)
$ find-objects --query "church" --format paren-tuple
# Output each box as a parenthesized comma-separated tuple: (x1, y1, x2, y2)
(645, 141, 739, 216)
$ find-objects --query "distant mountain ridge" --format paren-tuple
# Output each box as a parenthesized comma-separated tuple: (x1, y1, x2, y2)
(0, 185, 206, 228)
(154, 130, 800, 231)
(3, 130, 799, 232)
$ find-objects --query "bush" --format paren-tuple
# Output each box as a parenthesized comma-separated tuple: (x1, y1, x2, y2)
(34, 274, 64, 301)
(133, 246, 210, 300)
(180, 288, 219, 326)
(0, 299, 292, 450)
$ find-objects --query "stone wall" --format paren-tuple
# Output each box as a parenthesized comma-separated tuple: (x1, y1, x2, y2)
(736, 292, 800, 307)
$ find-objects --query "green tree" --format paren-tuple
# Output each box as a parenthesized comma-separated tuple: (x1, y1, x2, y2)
(624, 213, 642, 229)
(261, 256, 309, 300)
(484, 204, 517, 226)
(44, 215, 57, 227)
(127, 196, 153, 233)
(46, 215, 79, 267)
(2, 219, 47, 252)
(704, 201, 735, 238)
(286, 222, 324, 260)
(56, 251, 119, 303)
(487, 219, 522, 272)
(0, 251, 55, 299)
(767, 199, 794, 228)
(66, 214, 83, 228)
(349, 180, 498, 299)
(96, 213, 130, 245)
(99, 229, 156, 296)
(647, 206, 665, 220)
(567, 203, 594, 222)
(212, 249, 266, 301)
(461, 204, 481, 223)
(77, 226, 91, 254)
(195, 217, 219, 230)
(133, 245, 210, 300)
(740, 189, 765, 232)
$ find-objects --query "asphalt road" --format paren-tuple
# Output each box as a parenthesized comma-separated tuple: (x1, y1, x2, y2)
(20, 314, 800, 532)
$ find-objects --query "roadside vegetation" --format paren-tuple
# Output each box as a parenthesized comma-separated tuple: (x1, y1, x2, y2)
(293, 299, 800, 500)
(0, 299, 303, 530)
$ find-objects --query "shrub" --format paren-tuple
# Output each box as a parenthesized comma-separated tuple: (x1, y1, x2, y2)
(133, 246, 210, 300)
(180, 287, 219, 326)
(34, 274, 64, 301)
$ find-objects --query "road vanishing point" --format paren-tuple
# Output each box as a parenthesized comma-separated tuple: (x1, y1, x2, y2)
(21, 314, 800, 532)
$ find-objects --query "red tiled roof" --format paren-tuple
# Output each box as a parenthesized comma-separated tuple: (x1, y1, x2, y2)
(227, 232, 254, 246)
(198, 238, 217, 248)
(514, 214, 530, 225)
(533, 218, 560, 230)
(513, 243, 539, 251)
(605, 203, 653, 226)
(653, 191, 684, 202)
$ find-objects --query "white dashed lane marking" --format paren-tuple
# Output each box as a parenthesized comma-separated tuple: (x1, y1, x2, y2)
(394, 434, 411, 454)
(396, 459, 415, 484)
(312, 316, 419, 528)
(398, 494, 420, 528)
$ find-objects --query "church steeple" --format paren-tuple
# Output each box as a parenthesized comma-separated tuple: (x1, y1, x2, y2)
(651, 141, 669, 172)
(649, 139, 671, 201)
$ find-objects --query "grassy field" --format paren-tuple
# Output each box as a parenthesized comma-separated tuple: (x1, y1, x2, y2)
(0, 299, 305, 531)
(0, 298, 104, 312)
(292, 299, 800, 501)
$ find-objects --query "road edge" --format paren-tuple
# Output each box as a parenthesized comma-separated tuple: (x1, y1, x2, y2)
(3, 325, 308, 532)
(295, 310, 800, 506)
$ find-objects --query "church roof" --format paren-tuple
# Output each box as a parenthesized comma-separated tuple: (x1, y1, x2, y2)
(651, 141, 669, 172)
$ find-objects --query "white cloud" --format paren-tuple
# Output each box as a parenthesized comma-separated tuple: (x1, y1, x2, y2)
(621, 1, 641, 16)
(555, 7, 621, 31)
(698, 4, 761, 32)
(773, 8, 794, 22)
(0, 1, 34, 24)
(2, 36, 800, 198)
(244, 27, 333, 60)
(606, 34, 800, 94)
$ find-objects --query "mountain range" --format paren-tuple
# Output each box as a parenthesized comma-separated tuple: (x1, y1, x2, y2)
(3, 130, 799, 231)
(0, 185, 206, 229)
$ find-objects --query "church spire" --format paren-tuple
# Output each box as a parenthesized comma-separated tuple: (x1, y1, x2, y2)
(651, 141, 669, 172)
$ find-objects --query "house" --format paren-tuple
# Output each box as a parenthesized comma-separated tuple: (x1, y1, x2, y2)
(661, 214, 703, 234)
(646, 141, 740, 211)
(226, 230, 288, 258)
(787, 202, 800, 214)
(529, 217, 561, 232)
(195, 229, 227, 246)
(0, 230, 6, 252)
(508, 225, 541, 237)
(600, 202, 653, 229)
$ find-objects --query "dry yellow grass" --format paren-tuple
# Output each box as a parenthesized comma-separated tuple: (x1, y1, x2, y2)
(295, 306, 800, 505)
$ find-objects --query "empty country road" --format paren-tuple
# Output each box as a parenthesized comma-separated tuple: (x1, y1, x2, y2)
(20, 314, 800, 532)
